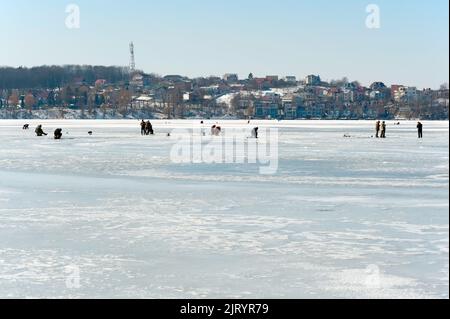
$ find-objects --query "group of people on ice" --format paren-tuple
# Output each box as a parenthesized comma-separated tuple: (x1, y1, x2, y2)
(29, 124, 63, 140)
(211, 125, 222, 136)
(25, 120, 424, 141)
(140, 120, 154, 136)
(375, 121, 387, 139)
(33, 125, 63, 139)
(210, 124, 259, 138)
(375, 121, 424, 139)
(138, 121, 260, 139)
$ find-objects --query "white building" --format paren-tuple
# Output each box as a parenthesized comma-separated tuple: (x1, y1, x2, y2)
(130, 74, 144, 88)
(305, 75, 321, 86)
(395, 86, 418, 101)
(132, 95, 153, 109)
(285, 76, 297, 83)
(223, 74, 239, 83)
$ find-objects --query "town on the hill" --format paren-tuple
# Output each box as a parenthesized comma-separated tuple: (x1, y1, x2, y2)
(0, 65, 448, 120)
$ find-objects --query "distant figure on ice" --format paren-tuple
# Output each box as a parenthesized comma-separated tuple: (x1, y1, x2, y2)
(417, 122, 424, 139)
(54, 128, 63, 140)
(200, 121, 206, 136)
(145, 121, 154, 135)
(380, 121, 387, 139)
(35, 125, 48, 137)
(88, 131, 93, 136)
(375, 121, 381, 138)
(140, 120, 146, 136)
(251, 127, 259, 139)
(211, 125, 221, 136)
(23, 124, 30, 130)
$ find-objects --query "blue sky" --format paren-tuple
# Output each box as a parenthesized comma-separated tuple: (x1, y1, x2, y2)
(1, 0, 448, 88)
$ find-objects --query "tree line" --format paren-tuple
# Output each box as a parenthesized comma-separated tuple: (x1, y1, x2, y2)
(0, 65, 131, 89)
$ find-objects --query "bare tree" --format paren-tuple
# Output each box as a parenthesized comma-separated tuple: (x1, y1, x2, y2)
(118, 88, 132, 116)
(87, 91, 96, 116)
(230, 93, 240, 114)
(9, 92, 19, 107)
(24, 93, 35, 115)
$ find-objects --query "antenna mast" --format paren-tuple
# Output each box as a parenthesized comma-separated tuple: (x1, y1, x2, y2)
(129, 42, 136, 72)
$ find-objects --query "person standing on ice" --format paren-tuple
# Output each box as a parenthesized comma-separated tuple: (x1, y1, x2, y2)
(375, 121, 381, 138)
(380, 121, 387, 138)
(35, 125, 48, 137)
(140, 120, 146, 136)
(251, 127, 259, 139)
(417, 122, 424, 139)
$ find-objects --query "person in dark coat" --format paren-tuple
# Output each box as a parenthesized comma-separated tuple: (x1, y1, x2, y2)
(375, 121, 381, 138)
(380, 121, 387, 138)
(54, 128, 63, 140)
(145, 121, 154, 135)
(417, 122, 423, 139)
(140, 120, 146, 136)
(35, 125, 48, 137)
(251, 127, 259, 139)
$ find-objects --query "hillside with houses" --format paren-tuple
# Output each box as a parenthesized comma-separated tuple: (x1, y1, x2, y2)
(0, 66, 448, 120)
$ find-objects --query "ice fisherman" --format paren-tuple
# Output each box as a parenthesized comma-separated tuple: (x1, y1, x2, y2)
(251, 127, 259, 139)
(140, 120, 146, 136)
(35, 125, 48, 137)
(380, 121, 387, 139)
(145, 121, 154, 135)
(211, 125, 221, 136)
(375, 121, 381, 138)
(417, 122, 424, 139)
(54, 128, 63, 140)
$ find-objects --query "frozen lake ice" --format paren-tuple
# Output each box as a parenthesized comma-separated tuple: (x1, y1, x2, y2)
(0, 120, 448, 299)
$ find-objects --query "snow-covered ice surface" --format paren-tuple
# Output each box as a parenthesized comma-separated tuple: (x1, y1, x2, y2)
(0, 120, 448, 299)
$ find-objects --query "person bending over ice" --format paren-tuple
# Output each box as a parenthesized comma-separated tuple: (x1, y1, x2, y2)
(211, 125, 222, 136)
(35, 125, 48, 137)
(54, 128, 63, 140)
(145, 121, 154, 135)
